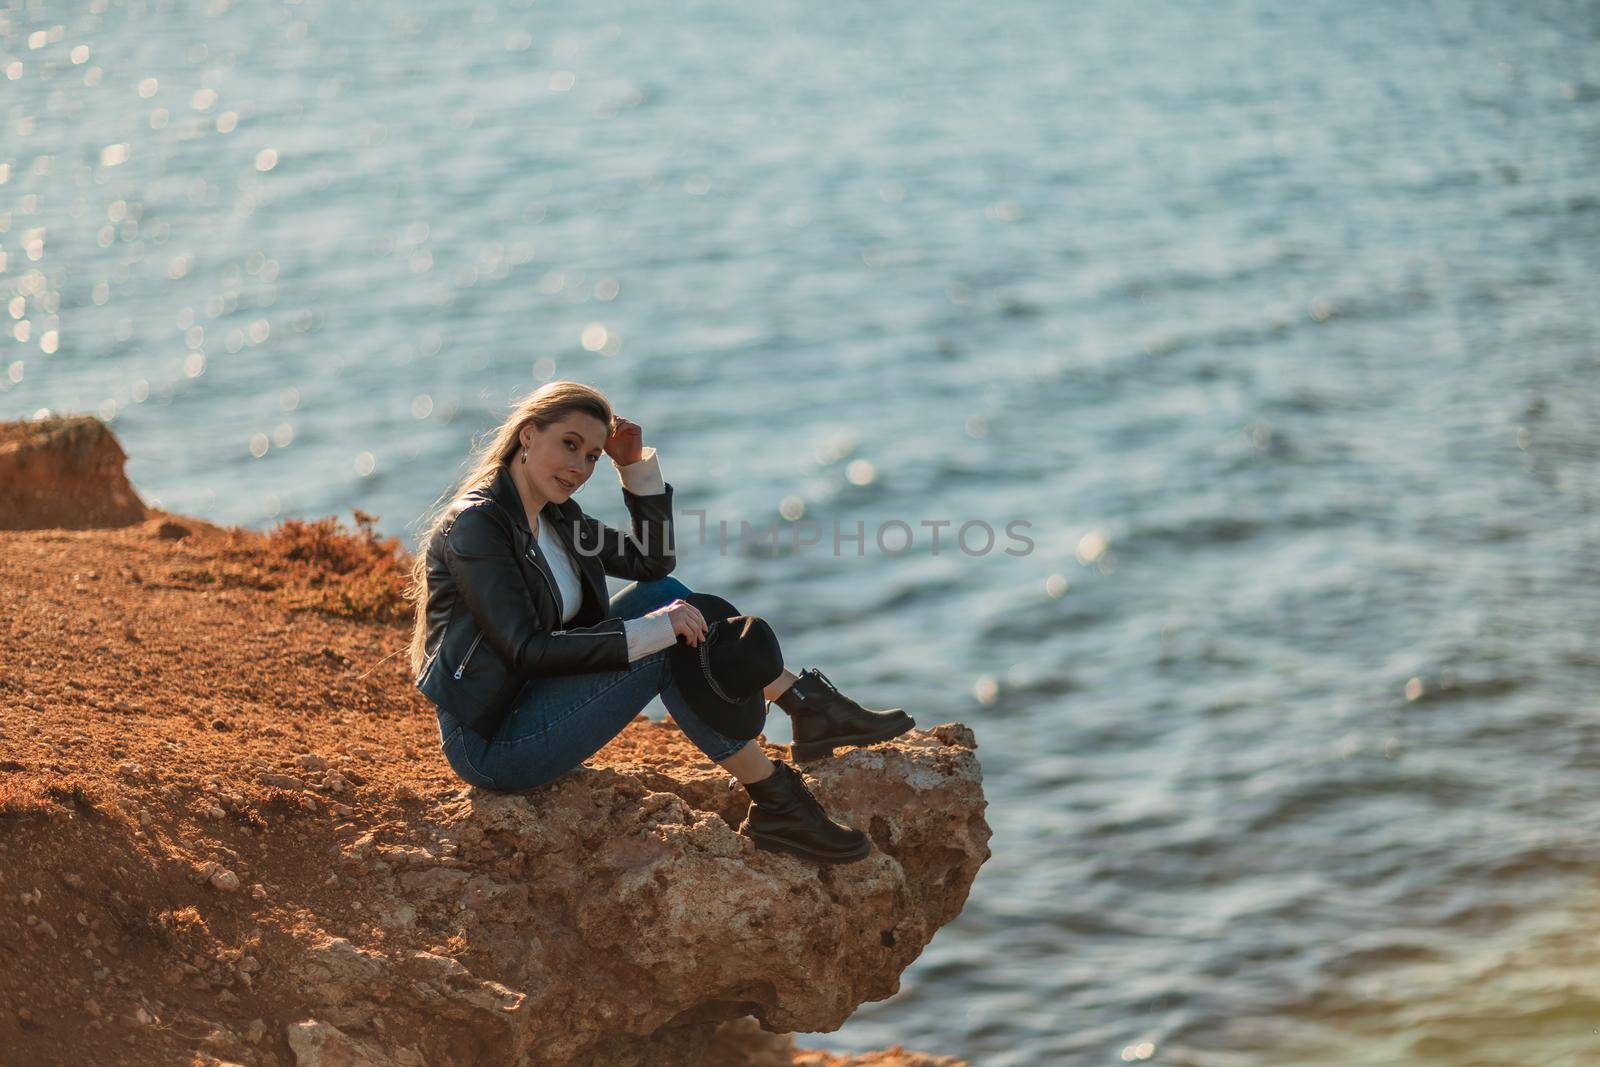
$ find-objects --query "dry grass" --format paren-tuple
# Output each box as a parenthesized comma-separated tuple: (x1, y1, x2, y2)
(0, 780, 57, 822)
(0, 776, 109, 823)
(218, 508, 414, 624)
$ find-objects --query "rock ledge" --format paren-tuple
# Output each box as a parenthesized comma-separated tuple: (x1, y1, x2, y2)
(0, 417, 989, 1066)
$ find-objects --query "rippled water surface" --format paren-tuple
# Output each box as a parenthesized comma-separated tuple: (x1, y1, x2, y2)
(7, 1, 1600, 1063)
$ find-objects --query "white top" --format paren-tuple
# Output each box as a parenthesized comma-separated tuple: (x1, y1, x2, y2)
(537, 517, 586, 625)
(536, 447, 679, 662)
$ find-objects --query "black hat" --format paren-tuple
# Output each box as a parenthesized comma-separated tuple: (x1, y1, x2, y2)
(666, 593, 783, 741)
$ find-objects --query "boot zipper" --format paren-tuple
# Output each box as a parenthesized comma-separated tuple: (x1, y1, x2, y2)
(453, 630, 485, 680)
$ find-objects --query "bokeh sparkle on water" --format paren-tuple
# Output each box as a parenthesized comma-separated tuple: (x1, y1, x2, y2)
(6, 1, 1600, 1063)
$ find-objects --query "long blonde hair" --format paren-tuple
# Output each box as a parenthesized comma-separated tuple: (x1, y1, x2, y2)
(406, 380, 614, 676)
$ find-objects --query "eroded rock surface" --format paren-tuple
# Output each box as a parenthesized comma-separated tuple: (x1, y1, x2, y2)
(0, 414, 147, 529)
(0, 419, 989, 1066)
(263, 722, 988, 1065)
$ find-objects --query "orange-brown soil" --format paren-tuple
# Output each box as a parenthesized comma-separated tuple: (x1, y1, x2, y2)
(0, 508, 970, 1065)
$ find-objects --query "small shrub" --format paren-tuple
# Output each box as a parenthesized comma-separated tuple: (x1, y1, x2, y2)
(248, 509, 412, 623)
(0, 780, 55, 821)
(0, 776, 106, 823)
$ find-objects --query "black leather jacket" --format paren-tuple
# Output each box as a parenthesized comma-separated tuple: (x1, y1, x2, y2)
(415, 464, 676, 740)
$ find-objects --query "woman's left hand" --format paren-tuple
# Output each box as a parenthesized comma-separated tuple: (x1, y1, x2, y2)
(605, 417, 645, 467)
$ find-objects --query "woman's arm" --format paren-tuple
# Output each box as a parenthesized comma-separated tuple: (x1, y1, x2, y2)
(581, 425, 677, 581)
(614, 446, 665, 496)
(578, 478, 677, 582)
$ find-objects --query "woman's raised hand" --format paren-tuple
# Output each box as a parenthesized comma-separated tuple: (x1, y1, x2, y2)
(646, 598, 709, 646)
(605, 417, 644, 467)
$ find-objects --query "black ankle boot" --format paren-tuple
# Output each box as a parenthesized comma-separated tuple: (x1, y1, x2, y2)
(739, 759, 871, 864)
(773, 668, 916, 763)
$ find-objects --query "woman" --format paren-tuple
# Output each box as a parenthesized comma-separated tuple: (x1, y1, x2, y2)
(408, 381, 916, 864)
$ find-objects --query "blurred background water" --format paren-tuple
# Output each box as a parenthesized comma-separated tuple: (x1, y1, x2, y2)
(6, 0, 1600, 1063)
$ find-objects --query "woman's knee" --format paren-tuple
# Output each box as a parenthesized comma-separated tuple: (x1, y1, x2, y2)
(643, 575, 692, 599)
(612, 575, 693, 616)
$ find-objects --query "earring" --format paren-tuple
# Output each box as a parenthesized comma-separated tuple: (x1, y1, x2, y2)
(520, 448, 528, 464)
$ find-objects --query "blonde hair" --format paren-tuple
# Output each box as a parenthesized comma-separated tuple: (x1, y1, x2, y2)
(406, 380, 613, 676)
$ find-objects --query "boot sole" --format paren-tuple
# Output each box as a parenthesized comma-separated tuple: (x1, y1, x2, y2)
(746, 830, 873, 864)
(791, 716, 916, 763)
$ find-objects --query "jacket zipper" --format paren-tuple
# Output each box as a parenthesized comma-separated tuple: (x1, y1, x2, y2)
(526, 542, 557, 602)
(453, 630, 485, 679)
(451, 532, 556, 683)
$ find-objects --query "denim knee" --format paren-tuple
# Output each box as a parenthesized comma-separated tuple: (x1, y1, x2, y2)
(609, 575, 694, 621)
(641, 575, 692, 598)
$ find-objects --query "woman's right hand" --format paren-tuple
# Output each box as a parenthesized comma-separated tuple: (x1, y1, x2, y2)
(648, 599, 709, 646)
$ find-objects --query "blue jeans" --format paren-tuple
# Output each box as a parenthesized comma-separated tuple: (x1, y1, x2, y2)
(435, 576, 752, 791)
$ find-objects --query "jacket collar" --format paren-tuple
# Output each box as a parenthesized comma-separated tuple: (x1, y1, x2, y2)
(487, 465, 606, 621)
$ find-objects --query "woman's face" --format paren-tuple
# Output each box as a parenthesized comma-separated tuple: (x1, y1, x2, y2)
(520, 413, 610, 501)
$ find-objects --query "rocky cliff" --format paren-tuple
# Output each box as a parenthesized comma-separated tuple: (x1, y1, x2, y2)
(0, 417, 990, 1066)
